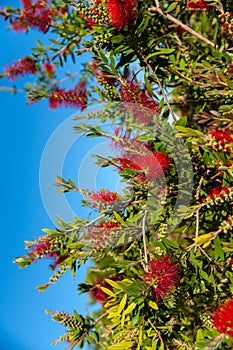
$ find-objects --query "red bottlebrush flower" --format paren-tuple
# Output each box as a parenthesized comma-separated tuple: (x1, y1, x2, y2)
(90, 275, 124, 303)
(206, 186, 229, 200)
(202, 186, 232, 203)
(117, 150, 170, 181)
(48, 84, 87, 110)
(219, 12, 233, 36)
(143, 256, 179, 300)
(89, 278, 108, 302)
(87, 221, 121, 248)
(91, 60, 117, 85)
(88, 189, 119, 204)
(106, 0, 138, 30)
(212, 297, 233, 337)
(206, 130, 233, 153)
(43, 62, 56, 75)
(98, 70, 117, 85)
(186, 0, 211, 11)
(210, 130, 233, 143)
(120, 80, 158, 124)
(27, 239, 58, 262)
(120, 80, 158, 110)
(82, 0, 105, 29)
(11, 0, 54, 33)
(3, 57, 37, 80)
(21, 0, 33, 9)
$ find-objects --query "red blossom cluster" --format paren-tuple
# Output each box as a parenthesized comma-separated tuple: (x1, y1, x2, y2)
(219, 12, 233, 36)
(91, 60, 117, 85)
(117, 151, 170, 181)
(87, 221, 120, 248)
(106, 0, 138, 31)
(207, 186, 229, 200)
(48, 83, 87, 110)
(89, 275, 123, 303)
(143, 256, 179, 300)
(186, 0, 211, 11)
(44, 62, 56, 75)
(88, 189, 119, 208)
(207, 130, 233, 153)
(212, 297, 233, 337)
(11, 0, 54, 33)
(81, 0, 104, 29)
(202, 186, 233, 206)
(113, 136, 170, 182)
(26, 238, 69, 269)
(120, 80, 158, 124)
(3, 56, 37, 80)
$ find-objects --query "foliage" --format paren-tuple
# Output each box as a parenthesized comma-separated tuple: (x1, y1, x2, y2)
(1, 0, 233, 349)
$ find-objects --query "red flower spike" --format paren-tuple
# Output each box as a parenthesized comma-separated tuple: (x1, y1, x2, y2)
(90, 275, 124, 303)
(120, 80, 158, 124)
(87, 221, 121, 248)
(106, 0, 138, 30)
(187, 0, 211, 11)
(27, 239, 57, 261)
(48, 86, 87, 110)
(117, 150, 170, 181)
(12, 0, 54, 33)
(44, 62, 56, 75)
(88, 189, 119, 204)
(143, 256, 179, 300)
(3, 57, 37, 80)
(203, 186, 232, 202)
(212, 298, 233, 337)
(21, 0, 33, 9)
(219, 12, 233, 36)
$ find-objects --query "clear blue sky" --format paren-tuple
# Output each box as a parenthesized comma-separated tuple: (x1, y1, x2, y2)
(0, 2, 120, 349)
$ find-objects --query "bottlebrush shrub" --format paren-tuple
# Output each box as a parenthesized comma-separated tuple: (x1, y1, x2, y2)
(2, 0, 233, 349)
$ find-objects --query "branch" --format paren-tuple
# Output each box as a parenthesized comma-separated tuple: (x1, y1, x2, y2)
(142, 210, 149, 272)
(69, 312, 108, 350)
(0, 86, 23, 93)
(149, 6, 216, 48)
(139, 52, 177, 122)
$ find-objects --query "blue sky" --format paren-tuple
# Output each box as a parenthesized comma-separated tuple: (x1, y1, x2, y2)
(0, 2, 120, 349)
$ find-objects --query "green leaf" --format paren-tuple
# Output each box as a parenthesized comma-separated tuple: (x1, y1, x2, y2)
(108, 341, 134, 349)
(100, 287, 116, 297)
(114, 212, 126, 225)
(118, 294, 127, 314)
(175, 126, 202, 136)
(167, 2, 178, 12)
(146, 48, 175, 59)
(148, 300, 159, 310)
(214, 236, 225, 261)
(175, 116, 187, 127)
(124, 302, 137, 314)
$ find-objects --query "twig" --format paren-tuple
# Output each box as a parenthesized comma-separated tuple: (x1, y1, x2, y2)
(0, 86, 23, 93)
(194, 176, 204, 252)
(194, 208, 200, 253)
(63, 214, 106, 234)
(149, 6, 216, 48)
(69, 312, 108, 350)
(148, 319, 164, 345)
(142, 210, 148, 272)
(139, 52, 177, 122)
(195, 176, 204, 201)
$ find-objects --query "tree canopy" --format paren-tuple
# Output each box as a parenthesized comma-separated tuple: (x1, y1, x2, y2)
(1, 0, 233, 349)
